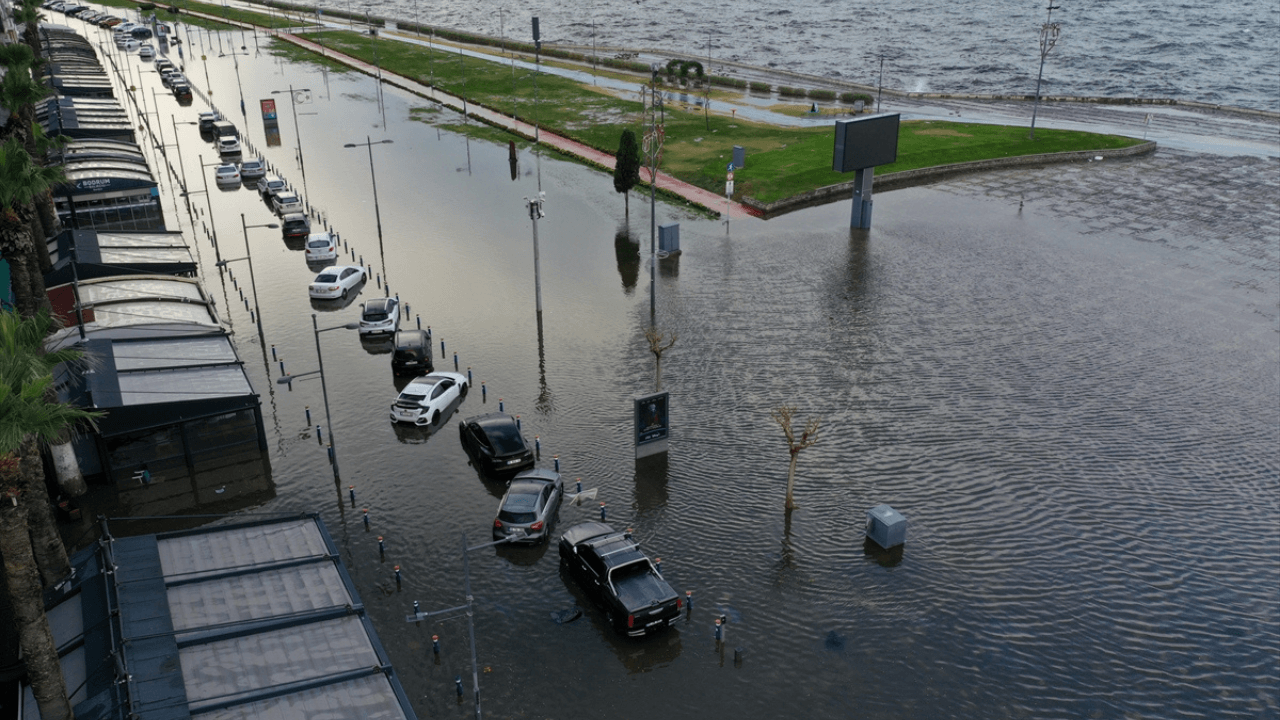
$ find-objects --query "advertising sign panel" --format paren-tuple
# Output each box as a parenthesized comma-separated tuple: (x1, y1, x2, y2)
(634, 391, 670, 458)
(260, 98, 279, 128)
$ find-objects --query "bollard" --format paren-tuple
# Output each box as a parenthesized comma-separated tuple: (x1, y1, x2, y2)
(515, 415, 521, 430)
(453, 352, 458, 371)
(535, 436, 541, 455)
(412, 600, 420, 620)
(362, 508, 370, 528)
(685, 590, 693, 611)
(576, 477, 582, 493)
(655, 558, 662, 575)
(481, 382, 487, 402)
(279, 358, 286, 375)
(426, 326, 432, 340)
(600, 502, 607, 521)
(467, 366, 473, 384)
(441, 339, 446, 358)
(359, 254, 363, 266)
(416, 314, 421, 329)
(394, 565, 402, 587)
(327, 444, 335, 463)
(250, 310, 256, 324)
(349, 485, 356, 506)
(498, 398, 504, 413)
(455, 676, 463, 698)
(554, 455, 560, 472)
(376, 273, 381, 288)
(385, 284, 390, 298)
(378, 536, 385, 557)
(715, 617, 724, 642)
(432, 634, 441, 654)
(734, 648, 743, 667)
(316, 425, 323, 444)
(305, 406, 311, 424)
(271, 344, 277, 361)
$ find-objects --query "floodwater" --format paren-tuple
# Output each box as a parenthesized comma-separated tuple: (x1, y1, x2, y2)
(79, 22, 1280, 720)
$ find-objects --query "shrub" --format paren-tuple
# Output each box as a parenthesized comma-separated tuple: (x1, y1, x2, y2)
(749, 81, 771, 93)
(840, 92, 875, 104)
(808, 89, 836, 101)
(778, 86, 806, 98)
(710, 75, 746, 88)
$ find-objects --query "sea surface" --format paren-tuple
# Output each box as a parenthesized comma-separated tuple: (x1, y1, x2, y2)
(332, 0, 1280, 111)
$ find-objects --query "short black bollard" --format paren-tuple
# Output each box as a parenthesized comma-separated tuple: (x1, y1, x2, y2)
(534, 436, 540, 455)
(416, 314, 421, 329)
(554, 455, 560, 472)
(441, 339, 446, 358)
(426, 326, 432, 340)
(685, 590, 693, 611)
(412, 600, 420, 621)
(362, 508, 370, 528)
(305, 406, 311, 425)
(599, 502, 607, 521)
(279, 358, 286, 375)
(576, 477, 582, 493)
(714, 617, 724, 642)
(327, 445, 334, 463)
(515, 415, 521, 430)
(271, 344, 277, 361)
(498, 398, 504, 413)
(455, 676, 463, 699)
(376, 273, 381, 288)
(316, 425, 323, 444)
(349, 485, 356, 506)
(394, 565, 402, 588)
(655, 558, 662, 575)
(453, 352, 458, 371)
(432, 634, 441, 654)
(734, 647, 743, 667)
(467, 366, 472, 383)
(378, 536, 385, 557)
(481, 382, 486, 402)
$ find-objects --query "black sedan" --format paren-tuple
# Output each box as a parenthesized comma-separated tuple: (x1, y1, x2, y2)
(458, 413, 535, 478)
(493, 469, 563, 544)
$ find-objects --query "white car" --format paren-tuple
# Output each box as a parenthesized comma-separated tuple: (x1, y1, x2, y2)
(303, 232, 337, 263)
(213, 164, 240, 185)
(257, 175, 286, 197)
(217, 137, 242, 156)
(271, 192, 303, 215)
(239, 158, 267, 180)
(389, 372, 470, 426)
(138, 44, 155, 59)
(308, 265, 365, 300)
(358, 297, 400, 335)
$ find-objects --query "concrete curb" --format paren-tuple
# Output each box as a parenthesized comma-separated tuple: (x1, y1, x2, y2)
(740, 141, 1159, 219)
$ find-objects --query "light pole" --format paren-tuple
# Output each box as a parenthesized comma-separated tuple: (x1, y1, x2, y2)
(532, 16, 541, 143)
(219, 49, 250, 118)
(271, 85, 312, 187)
(643, 67, 665, 323)
(343, 137, 392, 275)
(196, 154, 221, 264)
(877, 53, 885, 113)
(277, 315, 360, 480)
(524, 193, 546, 325)
(1029, 2, 1062, 140)
(215, 215, 278, 343)
(365, 9, 386, 127)
(170, 119, 196, 199)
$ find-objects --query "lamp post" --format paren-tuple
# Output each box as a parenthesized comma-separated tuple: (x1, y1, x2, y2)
(171, 118, 196, 197)
(197, 154, 222, 264)
(1029, 2, 1062, 140)
(524, 193, 546, 325)
(277, 315, 360, 480)
(271, 85, 312, 187)
(343, 137, 392, 275)
(219, 49, 250, 118)
(365, 9, 386, 127)
(215, 215, 278, 342)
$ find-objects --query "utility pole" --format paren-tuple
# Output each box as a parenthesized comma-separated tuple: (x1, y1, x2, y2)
(1029, 2, 1062, 140)
(643, 66, 665, 324)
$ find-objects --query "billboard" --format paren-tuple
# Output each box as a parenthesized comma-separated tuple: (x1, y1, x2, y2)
(634, 391, 669, 446)
(832, 113, 901, 173)
(260, 98, 278, 128)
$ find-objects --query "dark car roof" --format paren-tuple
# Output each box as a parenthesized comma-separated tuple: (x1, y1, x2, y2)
(464, 413, 527, 454)
(560, 522, 647, 568)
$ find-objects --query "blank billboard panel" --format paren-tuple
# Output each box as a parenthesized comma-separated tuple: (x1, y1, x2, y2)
(832, 114, 901, 172)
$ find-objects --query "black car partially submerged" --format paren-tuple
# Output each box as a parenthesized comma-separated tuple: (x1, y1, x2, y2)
(391, 329, 433, 376)
(458, 413, 535, 478)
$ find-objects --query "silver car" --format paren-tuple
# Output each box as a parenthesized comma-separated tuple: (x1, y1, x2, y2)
(493, 469, 563, 544)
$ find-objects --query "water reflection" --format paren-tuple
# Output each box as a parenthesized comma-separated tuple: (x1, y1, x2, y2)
(360, 333, 394, 355)
(391, 422, 432, 445)
(556, 563, 684, 673)
(862, 537, 904, 568)
(658, 254, 680, 278)
(494, 538, 550, 566)
(614, 228, 640, 294)
(633, 452, 669, 516)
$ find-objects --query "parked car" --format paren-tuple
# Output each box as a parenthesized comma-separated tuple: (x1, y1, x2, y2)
(118, 38, 139, 51)
(493, 469, 563, 544)
(217, 136, 242, 156)
(101, 16, 123, 27)
(303, 231, 337, 263)
(239, 158, 267, 180)
(281, 213, 310, 242)
(172, 83, 193, 103)
(155, 59, 174, 74)
(213, 163, 240, 185)
(390, 371, 469, 426)
(257, 175, 286, 198)
(458, 413, 536, 477)
(210, 119, 237, 139)
(359, 297, 399, 335)
(138, 44, 155, 59)
(308, 264, 365, 300)
(391, 329, 434, 376)
(271, 191, 303, 215)
(198, 111, 219, 133)
(159, 68, 178, 86)
(130, 26, 153, 39)
(558, 522, 683, 637)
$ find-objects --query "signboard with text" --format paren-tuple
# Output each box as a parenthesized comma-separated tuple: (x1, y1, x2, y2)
(634, 391, 670, 458)
(260, 98, 279, 128)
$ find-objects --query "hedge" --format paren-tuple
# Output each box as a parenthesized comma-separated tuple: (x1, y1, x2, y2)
(808, 88, 836, 101)
(778, 86, 806, 97)
(749, 81, 771, 93)
(840, 92, 874, 104)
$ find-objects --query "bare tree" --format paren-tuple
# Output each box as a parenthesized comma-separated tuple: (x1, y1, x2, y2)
(645, 328, 677, 391)
(770, 406, 821, 510)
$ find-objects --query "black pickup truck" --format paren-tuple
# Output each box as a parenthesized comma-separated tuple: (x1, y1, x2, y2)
(558, 522, 683, 638)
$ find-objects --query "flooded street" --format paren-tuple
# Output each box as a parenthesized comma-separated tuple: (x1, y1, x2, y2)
(89, 26, 1279, 719)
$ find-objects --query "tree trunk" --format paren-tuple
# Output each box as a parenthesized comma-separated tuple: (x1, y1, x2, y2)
(0, 494, 73, 720)
(49, 432, 86, 498)
(2, 204, 41, 317)
(784, 452, 799, 510)
(35, 190, 60, 246)
(18, 436, 71, 587)
(654, 356, 662, 392)
(624, 190, 629, 219)
(6, 249, 37, 318)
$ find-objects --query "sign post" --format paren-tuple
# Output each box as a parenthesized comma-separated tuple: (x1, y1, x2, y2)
(832, 114, 900, 229)
(634, 391, 670, 459)
(724, 163, 734, 227)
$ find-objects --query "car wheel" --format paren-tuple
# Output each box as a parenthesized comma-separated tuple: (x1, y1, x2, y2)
(341, 288, 348, 299)
(432, 410, 441, 425)
(460, 383, 469, 397)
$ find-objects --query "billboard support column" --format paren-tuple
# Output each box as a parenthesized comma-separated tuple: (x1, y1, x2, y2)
(850, 167, 873, 229)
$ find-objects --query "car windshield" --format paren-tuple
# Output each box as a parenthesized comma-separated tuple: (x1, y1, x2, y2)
(397, 392, 426, 404)
(483, 423, 526, 454)
(315, 273, 337, 283)
(363, 312, 388, 322)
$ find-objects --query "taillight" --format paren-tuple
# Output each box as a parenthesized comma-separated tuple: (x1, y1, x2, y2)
(530, 521, 544, 531)
(627, 614, 635, 628)
(493, 519, 502, 528)
(676, 597, 683, 611)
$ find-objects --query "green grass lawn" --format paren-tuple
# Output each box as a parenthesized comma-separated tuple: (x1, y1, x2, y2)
(304, 31, 1143, 205)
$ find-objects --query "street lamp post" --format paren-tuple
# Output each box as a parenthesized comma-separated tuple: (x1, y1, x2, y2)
(197, 154, 221, 264)
(171, 119, 196, 197)
(277, 316, 360, 480)
(220, 49, 250, 118)
(524, 193, 546, 323)
(343, 137, 392, 275)
(1029, 2, 1062, 140)
(215, 215, 278, 342)
(271, 85, 312, 187)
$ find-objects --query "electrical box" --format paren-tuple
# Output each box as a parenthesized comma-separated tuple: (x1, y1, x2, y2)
(865, 504, 906, 549)
(658, 223, 680, 254)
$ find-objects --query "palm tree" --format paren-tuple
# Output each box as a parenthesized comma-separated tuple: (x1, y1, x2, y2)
(1, 309, 99, 720)
(0, 137, 62, 317)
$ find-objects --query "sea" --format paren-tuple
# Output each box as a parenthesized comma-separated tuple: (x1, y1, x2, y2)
(339, 0, 1280, 112)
